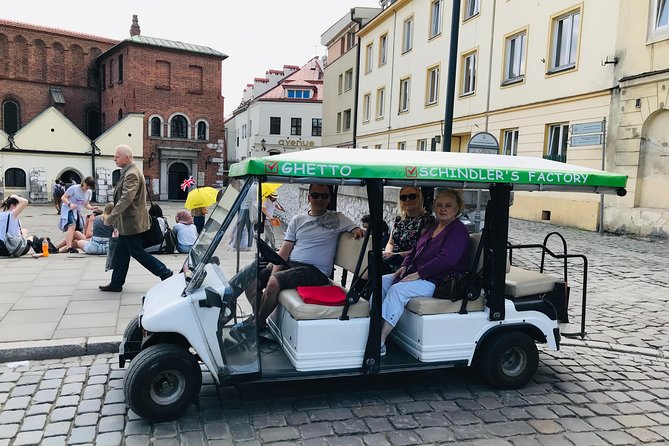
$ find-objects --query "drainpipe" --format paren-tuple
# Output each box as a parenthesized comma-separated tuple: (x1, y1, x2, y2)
(442, 0, 462, 151)
(351, 10, 364, 148)
(91, 141, 99, 202)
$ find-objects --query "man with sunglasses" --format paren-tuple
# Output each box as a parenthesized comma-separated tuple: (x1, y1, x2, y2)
(231, 184, 363, 341)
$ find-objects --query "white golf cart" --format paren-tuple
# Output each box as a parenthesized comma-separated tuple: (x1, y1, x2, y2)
(119, 148, 627, 421)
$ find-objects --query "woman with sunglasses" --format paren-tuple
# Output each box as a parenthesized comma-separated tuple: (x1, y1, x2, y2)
(382, 187, 436, 274)
(379, 189, 470, 355)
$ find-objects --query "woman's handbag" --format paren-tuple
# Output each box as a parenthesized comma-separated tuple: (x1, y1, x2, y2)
(105, 237, 119, 271)
(433, 273, 470, 301)
(141, 184, 164, 248)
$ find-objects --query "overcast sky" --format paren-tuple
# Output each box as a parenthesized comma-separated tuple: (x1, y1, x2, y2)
(3, 0, 382, 116)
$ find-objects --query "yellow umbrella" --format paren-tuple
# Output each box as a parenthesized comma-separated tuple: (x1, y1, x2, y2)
(184, 187, 220, 209)
(261, 183, 282, 199)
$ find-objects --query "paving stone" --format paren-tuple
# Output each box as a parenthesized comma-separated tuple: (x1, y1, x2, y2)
(564, 431, 607, 445)
(386, 430, 422, 445)
(485, 421, 535, 436)
(19, 414, 47, 432)
(39, 378, 63, 390)
(450, 424, 488, 441)
(362, 433, 392, 446)
(124, 420, 151, 436)
(365, 417, 394, 433)
(100, 403, 126, 416)
(627, 427, 665, 443)
(333, 418, 369, 435)
(0, 410, 25, 424)
(329, 436, 364, 446)
(55, 395, 80, 407)
(41, 436, 68, 446)
(416, 427, 455, 443)
(528, 419, 563, 434)
(258, 426, 300, 442)
(4, 396, 30, 410)
(299, 422, 333, 439)
(77, 399, 102, 414)
(309, 408, 354, 421)
(10, 384, 37, 397)
(61, 382, 84, 396)
(153, 422, 179, 438)
(596, 430, 639, 445)
(50, 407, 76, 423)
(13, 431, 44, 446)
(613, 414, 657, 428)
(124, 435, 151, 446)
(74, 412, 99, 427)
(43, 422, 71, 438)
(229, 423, 254, 441)
(0, 425, 19, 440)
(95, 431, 123, 446)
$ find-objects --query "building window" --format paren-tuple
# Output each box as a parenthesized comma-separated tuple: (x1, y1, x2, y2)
(464, 0, 480, 20)
(426, 66, 439, 105)
(376, 87, 386, 119)
(336, 112, 342, 133)
(118, 54, 124, 83)
(346, 30, 355, 51)
(197, 121, 207, 140)
(2, 100, 20, 134)
(344, 69, 353, 91)
(86, 108, 101, 139)
(118, 109, 123, 122)
(418, 139, 428, 151)
(363, 93, 371, 123)
(379, 34, 388, 66)
(656, 0, 669, 29)
(291, 118, 302, 136)
(188, 65, 203, 93)
(155, 60, 171, 90)
(461, 51, 477, 96)
(502, 129, 519, 156)
(101, 63, 106, 89)
(398, 141, 406, 151)
(270, 117, 281, 135)
(365, 43, 374, 73)
(549, 9, 580, 73)
(150, 116, 162, 137)
(287, 89, 311, 99)
(170, 114, 188, 138)
(402, 17, 414, 53)
(312, 118, 322, 136)
(4, 168, 26, 188)
(546, 123, 569, 162)
(399, 78, 410, 113)
(241, 124, 247, 139)
(109, 59, 114, 86)
(338, 74, 343, 94)
(503, 31, 527, 84)
(430, 0, 443, 38)
(343, 109, 352, 131)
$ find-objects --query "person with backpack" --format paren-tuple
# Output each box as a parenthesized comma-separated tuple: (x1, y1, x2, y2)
(0, 195, 37, 257)
(52, 180, 65, 214)
(145, 204, 176, 254)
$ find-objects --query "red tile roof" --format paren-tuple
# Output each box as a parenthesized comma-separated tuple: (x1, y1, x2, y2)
(0, 18, 118, 44)
(257, 57, 324, 101)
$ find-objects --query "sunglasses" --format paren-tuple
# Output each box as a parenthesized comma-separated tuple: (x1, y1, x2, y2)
(399, 193, 418, 202)
(309, 192, 330, 200)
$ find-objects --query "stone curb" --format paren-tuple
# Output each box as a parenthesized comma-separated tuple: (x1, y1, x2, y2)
(561, 338, 669, 359)
(0, 336, 121, 363)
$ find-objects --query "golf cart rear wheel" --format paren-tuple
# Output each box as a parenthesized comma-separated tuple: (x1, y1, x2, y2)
(124, 344, 202, 421)
(476, 331, 538, 389)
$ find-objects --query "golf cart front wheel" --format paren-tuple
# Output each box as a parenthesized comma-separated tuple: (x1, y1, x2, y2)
(124, 344, 202, 421)
(476, 331, 538, 389)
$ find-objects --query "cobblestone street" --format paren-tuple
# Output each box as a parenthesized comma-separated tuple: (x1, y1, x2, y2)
(1, 217, 668, 445)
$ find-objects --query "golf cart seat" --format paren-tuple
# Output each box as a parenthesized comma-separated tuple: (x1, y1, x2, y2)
(267, 232, 370, 371)
(504, 266, 559, 298)
(392, 233, 487, 362)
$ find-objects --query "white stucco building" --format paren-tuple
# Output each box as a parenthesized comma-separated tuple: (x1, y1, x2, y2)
(225, 58, 324, 164)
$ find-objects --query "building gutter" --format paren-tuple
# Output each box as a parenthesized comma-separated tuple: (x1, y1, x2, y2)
(351, 9, 364, 148)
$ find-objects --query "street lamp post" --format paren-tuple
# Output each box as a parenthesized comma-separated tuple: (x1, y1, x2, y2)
(442, 0, 462, 152)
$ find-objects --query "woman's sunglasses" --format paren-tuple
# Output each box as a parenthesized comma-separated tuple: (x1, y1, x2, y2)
(400, 193, 418, 201)
(309, 192, 330, 200)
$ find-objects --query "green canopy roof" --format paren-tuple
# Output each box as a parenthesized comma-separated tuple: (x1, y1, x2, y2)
(230, 148, 627, 195)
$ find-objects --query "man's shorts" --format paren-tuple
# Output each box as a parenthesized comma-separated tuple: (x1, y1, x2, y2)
(259, 261, 329, 291)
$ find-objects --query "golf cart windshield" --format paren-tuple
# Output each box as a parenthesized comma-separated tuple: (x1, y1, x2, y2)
(184, 179, 253, 290)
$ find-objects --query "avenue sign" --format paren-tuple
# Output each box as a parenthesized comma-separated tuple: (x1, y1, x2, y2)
(468, 132, 500, 154)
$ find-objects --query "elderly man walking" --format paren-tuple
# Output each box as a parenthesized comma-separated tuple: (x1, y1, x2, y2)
(99, 144, 172, 292)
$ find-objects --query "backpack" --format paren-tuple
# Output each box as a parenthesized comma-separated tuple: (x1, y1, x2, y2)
(162, 220, 177, 254)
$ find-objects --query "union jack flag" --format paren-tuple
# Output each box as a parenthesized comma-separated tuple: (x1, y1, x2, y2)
(180, 176, 195, 191)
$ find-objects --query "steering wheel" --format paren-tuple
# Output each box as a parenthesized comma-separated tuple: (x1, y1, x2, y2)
(256, 237, 289, 268)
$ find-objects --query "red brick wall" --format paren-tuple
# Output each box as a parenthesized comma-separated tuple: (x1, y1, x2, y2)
(99, 44, 224, 186)
(0, 24, 114, 133)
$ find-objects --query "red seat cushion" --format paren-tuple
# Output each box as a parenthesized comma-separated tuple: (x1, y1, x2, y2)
(297, 286, 346, 306)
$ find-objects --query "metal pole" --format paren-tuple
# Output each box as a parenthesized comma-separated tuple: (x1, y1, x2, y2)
(598, 117, 606, 233)
(442, 0, 461, 152)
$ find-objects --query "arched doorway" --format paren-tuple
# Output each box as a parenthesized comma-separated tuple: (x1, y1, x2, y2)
(59, 170, 82, 188)
(168, 162, 189, 200)
(636, 110, 669, 208)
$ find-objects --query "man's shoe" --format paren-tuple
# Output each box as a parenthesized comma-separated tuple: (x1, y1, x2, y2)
(160, 270, 174, 281)
(229, 318, 255, 343)
(99, 284, 122, 292)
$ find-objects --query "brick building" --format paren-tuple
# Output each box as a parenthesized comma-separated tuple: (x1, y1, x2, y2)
(1, 16, 228, 200)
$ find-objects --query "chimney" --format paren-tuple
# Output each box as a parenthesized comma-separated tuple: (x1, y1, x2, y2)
(130, 15, 141, 37)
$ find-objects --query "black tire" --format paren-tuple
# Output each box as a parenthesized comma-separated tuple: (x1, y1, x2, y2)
(124, 344, 202, 421)
(123, 316, 142, 344)
(475, 331, 538, 389)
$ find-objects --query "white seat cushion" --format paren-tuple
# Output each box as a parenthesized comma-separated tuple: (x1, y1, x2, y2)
(406, 296, 485, 315)
(505, 266, 559, 297)
(278, 288, 370, 320)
